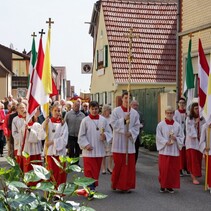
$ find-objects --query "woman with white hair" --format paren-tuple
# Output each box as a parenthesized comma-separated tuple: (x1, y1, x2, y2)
(101, 104, 113, 174)
(156, 106, 184, 193)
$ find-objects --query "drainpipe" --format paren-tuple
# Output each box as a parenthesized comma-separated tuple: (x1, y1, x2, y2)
(176, 0, 181, 102)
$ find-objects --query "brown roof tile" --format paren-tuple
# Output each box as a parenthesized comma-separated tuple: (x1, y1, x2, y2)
(102, 0, 177, 83)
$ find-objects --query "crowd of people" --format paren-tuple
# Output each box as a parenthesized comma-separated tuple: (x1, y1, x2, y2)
(0, 92, 142, 194)
(156, 97, 211, 194)
(0, 93, 210, 197)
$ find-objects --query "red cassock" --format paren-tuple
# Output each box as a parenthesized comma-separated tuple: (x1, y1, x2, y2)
(111, 153, 136, 191)
(83, 157, 102, 187)
(180, 147, 187, 170)
(159, 155, 180, 188)
(206, 155, 211, 188)
(23, 154, 42, 186)
(186, 149, 202, 177)
(46, 156, 67, 188)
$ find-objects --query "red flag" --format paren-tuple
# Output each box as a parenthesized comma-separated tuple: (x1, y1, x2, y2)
(198, 39, 209, 115)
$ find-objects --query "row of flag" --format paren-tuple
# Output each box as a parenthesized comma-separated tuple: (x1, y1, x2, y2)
(184, 38, 211, 123)
(26, 26, 58, 123)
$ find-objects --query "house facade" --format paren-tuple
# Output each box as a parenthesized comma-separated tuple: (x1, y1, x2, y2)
(178, 0, 211, 96)
(0, 44, 30, 99)
(89, 0, 178, 108)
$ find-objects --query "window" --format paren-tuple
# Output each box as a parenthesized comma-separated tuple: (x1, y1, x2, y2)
(96, 45, 108, 70)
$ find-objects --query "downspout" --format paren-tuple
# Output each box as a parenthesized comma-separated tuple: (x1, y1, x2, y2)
(176, 0, 181, 102)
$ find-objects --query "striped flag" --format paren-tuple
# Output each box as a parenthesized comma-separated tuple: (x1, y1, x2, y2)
(27, 35, 49, 122)
(183, 38, 195, 109)
(203, 57, 211, 123)
(198, 39, 209, 116)
(42, 27, 58, 117)
(28, 37, 37, 88)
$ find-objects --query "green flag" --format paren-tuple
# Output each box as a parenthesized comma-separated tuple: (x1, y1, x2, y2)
(183, 38, 195, 108)
(28, 37, 37, 87)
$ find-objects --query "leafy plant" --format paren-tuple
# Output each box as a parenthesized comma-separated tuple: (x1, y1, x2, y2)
(0, 156, 107, 210)
(141, 133, 157, 151)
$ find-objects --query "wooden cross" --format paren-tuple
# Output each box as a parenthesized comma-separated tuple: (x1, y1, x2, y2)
(39, 29, 45, 38)
(46, 18, 54, 28)
(31, 32, 37, 37)
(124, 27, 140, 63)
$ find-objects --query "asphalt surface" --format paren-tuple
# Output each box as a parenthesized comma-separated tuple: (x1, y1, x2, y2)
(1, 147, 211, 211)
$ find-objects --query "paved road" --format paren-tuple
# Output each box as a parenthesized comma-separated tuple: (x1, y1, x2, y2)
(1, 147, 211, 211)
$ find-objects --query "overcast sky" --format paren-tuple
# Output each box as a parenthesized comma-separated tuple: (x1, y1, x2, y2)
(1, 0, 97, 94)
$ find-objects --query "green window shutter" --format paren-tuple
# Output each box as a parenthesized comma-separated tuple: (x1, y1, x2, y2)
(103, 45, 108, 68)
(96, 50, 99, 70)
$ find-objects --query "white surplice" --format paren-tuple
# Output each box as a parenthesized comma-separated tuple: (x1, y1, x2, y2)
(199, 123, 211, 155)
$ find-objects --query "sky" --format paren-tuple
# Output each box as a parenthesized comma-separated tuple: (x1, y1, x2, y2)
(1, 0, 97, 94)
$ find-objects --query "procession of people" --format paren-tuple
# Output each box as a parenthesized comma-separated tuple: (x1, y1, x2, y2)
(0, 92, 211, 198)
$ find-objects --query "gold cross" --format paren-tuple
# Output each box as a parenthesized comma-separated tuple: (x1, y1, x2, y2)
(31, 32, 37, 37)
(124, 27, 140, 62)
(46, 18, 54, 28)
(39, 29, 45, 38)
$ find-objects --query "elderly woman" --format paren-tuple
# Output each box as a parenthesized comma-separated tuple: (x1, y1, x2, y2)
(101, 105, 113, 174)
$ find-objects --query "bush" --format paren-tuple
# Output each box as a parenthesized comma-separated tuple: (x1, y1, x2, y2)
(0, 156, 107, 210)
(141, 133, 157, 151)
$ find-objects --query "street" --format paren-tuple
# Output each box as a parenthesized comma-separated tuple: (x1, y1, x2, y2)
(0, 148, 211, 211)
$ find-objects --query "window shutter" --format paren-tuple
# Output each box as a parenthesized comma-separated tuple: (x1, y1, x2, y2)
(103, 45, 108, 68)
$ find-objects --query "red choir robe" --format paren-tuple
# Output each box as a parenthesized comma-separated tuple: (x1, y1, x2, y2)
(156, 119, 184, 188)
(44, 117, 68, 188)
(110, 106, 140, 191)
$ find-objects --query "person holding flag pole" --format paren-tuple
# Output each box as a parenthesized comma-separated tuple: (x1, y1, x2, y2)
(110, 28, 140, 192)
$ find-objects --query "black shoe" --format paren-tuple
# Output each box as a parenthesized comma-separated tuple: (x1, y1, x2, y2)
(180, 170, 184, 177)
(160, 188, 165, 193)
(166, 188, 174, 194)
(102, 171, 106, 175)
(107, 168, 112, 174)
(186, 170, 190, 175)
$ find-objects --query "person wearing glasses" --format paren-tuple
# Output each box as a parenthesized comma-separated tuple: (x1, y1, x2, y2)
(185, 102, 205, 185)
(156, 106, 184, 194)
(174, 97, 189, 176)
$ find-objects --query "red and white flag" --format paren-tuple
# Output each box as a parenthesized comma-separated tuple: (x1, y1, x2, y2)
(198, 39, 209, 116)
(27, 36, 49, 122)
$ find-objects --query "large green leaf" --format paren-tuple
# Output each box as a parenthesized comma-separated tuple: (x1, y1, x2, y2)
(9, 193, 36, 208)
(24, 171, 41, 183)
(8, 183, 19, 192)
(55, 201, 74, 210)
(79, 206, 96, 211)
(0, 167, 11, 176)
(74, 177, 96, 187)
(5, 156, 16, 167)
(22, 151, 30, 159)
(65, 164, 82, 173)
(66, 157, 79, 164)
(31, 164, 50, 180)
(36, 182, 55, 192)
(57, 183, 77, 195)
(52, 157, 63, 169)
(9, 181, 28, 189)
(0, 201, 6, 210)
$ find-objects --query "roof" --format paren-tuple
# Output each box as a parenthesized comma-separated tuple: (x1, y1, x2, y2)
(0, 61, 13, 75)
(101, 0, 177, 83)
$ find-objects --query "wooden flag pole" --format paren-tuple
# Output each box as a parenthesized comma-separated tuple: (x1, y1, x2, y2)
(124, 28, 139, 165)
(205, 127, 210, 191)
